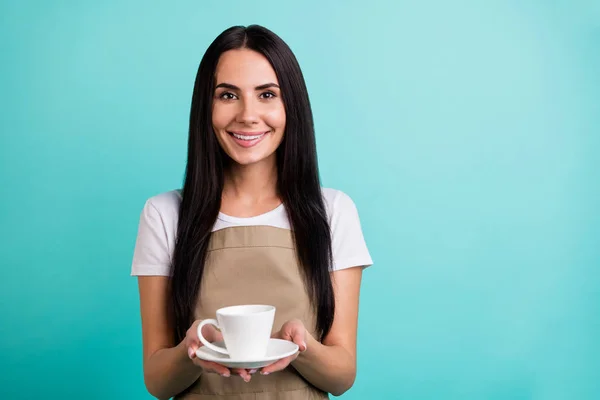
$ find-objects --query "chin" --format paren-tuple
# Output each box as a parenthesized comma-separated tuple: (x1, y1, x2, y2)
(228, 152, 275, 166)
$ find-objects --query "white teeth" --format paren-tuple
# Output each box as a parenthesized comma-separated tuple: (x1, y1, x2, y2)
(231, 132, 266, 140)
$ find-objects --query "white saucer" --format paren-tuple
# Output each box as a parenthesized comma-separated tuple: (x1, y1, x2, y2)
(195, 338, 299, 369)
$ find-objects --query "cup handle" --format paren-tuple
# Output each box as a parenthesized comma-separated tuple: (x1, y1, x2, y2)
(197, 319, 229, 356)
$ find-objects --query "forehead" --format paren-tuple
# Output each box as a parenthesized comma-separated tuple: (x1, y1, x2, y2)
(214, 49, 279, 86)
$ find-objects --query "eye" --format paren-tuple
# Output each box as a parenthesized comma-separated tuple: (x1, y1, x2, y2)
(218, 92, 237, 100)
(260, 91, 277, 99)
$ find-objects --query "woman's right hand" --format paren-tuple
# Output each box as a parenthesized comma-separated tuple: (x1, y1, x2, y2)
(184, 320, 253, 382)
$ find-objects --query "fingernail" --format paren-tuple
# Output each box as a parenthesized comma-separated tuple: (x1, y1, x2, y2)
(244, 375, 251, 383)
(188, 348, 195, 358)
(261, 371, 270, 376)
(302, 341, 307, 351)
(249, 369, 258, 374)
(221, 372, 230, 378)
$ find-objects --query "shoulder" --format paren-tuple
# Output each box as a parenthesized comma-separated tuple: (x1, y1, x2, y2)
(321, 187, 360, 222)
(141, 189, 182, 225)
(145, 189, 182, 213)
(130, 189, 181, 277)
(138, 189, 182, 243)
(320, 187, 373, 270)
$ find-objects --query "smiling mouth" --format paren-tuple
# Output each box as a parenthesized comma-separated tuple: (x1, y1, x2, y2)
(226, 130, 270, 148)
(227, 131, 269, 141)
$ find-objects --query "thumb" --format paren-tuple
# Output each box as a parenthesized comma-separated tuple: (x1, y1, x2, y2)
(188, 346, 197, 359)
(286, 323, 307, 352)
(294, 332, 307, 352)
(187, 336, 200, 359)
(187, 320, 204, 358)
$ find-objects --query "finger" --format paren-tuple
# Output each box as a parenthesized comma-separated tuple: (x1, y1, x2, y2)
(286, 331, 306, 352)
(198, 324, 220, 343)
(231, 368, 252, 382)
(288, 323, 305, 341)
(195, 360, 231, 377)
(187, 337, 204, 360)
(188, 346, 197, 359)
(281, 328, 294, 341)
(188, 323, 202, 344)
(207, 326, 225, 343)
(260, 353, 299, 375)
(300, 340, 307, 352)
(291, 335, 307, 352)
(186, 337, 201, 359)
(212, 330, 224, 342)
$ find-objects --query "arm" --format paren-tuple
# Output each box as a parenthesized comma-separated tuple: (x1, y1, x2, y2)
(292, 267, 362, 395)
(138, 276, 200, 400)
(132, 199, 251, 399)
(262, 267, 363, 396)
(138, 276, 238, 400)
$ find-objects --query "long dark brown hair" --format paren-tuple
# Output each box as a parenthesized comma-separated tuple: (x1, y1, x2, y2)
(170, 25, 334, 342)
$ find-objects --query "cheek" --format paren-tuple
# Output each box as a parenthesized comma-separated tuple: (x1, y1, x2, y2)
(264, 107, 286, 131)
(212, 105, 232, 129)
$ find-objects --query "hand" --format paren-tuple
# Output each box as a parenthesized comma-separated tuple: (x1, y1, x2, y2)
(260, 319, 308, 375)
(185, 320, 254, 382)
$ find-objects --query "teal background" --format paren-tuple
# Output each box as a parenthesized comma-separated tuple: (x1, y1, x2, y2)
(1, 0, 599, 399)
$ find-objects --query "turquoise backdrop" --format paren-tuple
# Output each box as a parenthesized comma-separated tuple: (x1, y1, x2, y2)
(1, 1, 599, 399)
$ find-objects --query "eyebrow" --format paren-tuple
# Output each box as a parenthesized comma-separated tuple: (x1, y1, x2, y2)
(215, 82, 280, 90)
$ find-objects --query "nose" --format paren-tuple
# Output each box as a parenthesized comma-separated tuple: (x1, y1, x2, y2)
(235, 98, 259, 125)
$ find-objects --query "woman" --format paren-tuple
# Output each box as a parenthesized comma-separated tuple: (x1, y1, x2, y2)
(131, 25, 373, 399)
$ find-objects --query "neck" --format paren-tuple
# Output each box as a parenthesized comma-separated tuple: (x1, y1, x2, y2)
(222, 156, 279, 204)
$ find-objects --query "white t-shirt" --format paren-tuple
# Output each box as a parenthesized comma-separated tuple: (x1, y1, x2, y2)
(130, 187, 373, 276)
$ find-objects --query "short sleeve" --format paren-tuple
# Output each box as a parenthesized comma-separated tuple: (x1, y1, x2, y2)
(327, 190, 373, 271)
(130, 199, 172, 276)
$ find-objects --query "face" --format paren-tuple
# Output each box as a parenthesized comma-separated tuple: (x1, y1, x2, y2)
(212, 48, 286, 166)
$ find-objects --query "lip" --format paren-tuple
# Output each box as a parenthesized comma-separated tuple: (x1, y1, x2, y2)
(227, 130, 270, 148)
(228, 131, 269, 135)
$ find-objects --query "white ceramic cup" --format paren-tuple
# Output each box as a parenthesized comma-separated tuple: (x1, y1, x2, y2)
(197, 304, 276, 360)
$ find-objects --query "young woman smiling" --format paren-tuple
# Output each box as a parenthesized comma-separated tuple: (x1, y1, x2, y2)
(131, 25, 373, 400)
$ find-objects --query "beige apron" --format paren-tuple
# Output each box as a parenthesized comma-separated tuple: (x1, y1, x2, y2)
(175, 225, 330, 399)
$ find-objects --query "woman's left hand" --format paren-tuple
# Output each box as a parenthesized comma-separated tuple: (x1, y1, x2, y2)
(260, 319, 308, 375)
